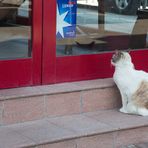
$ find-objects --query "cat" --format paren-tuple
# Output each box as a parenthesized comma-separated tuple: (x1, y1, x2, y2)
(111, 50, 148, 116)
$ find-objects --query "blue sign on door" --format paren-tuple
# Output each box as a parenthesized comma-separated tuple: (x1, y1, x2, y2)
(56, 0, 77, 39)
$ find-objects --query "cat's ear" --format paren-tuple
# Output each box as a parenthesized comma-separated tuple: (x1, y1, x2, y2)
(126, 49, 131, 53)
(115, 49, 119, 54)
(115, 50, 123, 56)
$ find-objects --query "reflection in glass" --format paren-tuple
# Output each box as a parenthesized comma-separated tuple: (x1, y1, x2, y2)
(0, 0, 31, 60)
(56, 0, 148, 56)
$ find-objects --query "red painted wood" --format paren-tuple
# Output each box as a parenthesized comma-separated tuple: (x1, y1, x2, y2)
(131, 49, 148, 72)
(42, 0, 56, 84)
(0, 0, 42, 89)
(42, 0, 148, 84)
(56, 50, 148, 83)
(56, 54, 113, 82)
(32, 0, 42, 85)
(0, 59, 32, 88)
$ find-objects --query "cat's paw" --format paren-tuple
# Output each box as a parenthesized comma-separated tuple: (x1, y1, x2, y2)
(138, 108, 148, 116)
(119, 107, 128, 113)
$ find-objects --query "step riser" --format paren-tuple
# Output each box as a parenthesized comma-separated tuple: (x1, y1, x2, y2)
(0, 86, 121, 125)
(34, 126, 148, 148)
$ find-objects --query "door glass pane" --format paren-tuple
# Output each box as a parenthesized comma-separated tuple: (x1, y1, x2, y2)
(0, 0, 32, 60)
(56, 0, 148, 56)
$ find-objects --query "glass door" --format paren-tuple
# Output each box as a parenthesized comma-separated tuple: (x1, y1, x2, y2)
(0, 0, 42, 88)
(43, 0, 148, 84)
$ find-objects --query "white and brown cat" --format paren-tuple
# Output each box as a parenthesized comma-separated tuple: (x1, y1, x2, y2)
(111, 50, 148, 116)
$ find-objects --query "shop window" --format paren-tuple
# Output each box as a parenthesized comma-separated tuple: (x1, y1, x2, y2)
(0, 0, 32, 60)
(56, 0, 148, 56)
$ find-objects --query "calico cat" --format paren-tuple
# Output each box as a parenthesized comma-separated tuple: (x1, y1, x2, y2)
(111, 50, 148, 116)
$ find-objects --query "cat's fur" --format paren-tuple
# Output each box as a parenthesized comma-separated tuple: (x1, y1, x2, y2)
(111, 50, 148, 116)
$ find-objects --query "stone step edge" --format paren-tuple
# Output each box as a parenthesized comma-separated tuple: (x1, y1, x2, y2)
(1, 109, 148, 148)
(34, 125, 148, 148)
(0, 78, 121, 125)
(0, 78, 115, 101)
(122, 142, 148, 148)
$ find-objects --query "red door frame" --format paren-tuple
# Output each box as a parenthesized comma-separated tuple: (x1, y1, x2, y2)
(42, 0, 148, 84)
(0, 0, 42, 89)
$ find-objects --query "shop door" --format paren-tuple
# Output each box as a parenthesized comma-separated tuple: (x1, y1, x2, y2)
(43, 0, 148, 84)
(0, 0, 42, 88)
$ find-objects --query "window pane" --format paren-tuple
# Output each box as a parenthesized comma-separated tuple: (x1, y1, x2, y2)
(56, 0, 148, 56)
(0, 0, 32, 60)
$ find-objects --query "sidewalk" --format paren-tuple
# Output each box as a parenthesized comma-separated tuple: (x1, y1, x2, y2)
(77, 0, 98, 7)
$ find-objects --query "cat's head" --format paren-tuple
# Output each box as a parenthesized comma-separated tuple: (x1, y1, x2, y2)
(111, 50, 132, 67)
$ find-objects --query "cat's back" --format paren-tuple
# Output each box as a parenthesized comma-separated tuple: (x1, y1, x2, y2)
(132, 81, 148, 109)
(135, 70, 148, 81)
(114, 67, 148, 82)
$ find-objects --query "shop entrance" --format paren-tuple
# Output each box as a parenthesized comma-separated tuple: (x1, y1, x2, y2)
(42, 0, 148, 84)
(0, 0, 148, 89)
(0, 0, 42, 88)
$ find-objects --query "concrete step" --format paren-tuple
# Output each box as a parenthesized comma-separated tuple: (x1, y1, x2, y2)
(0, 109, 148, 148)
(121, 143, 148, 148)
(0, 78, 121, 125)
